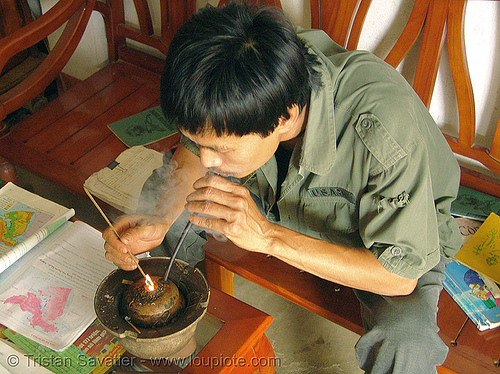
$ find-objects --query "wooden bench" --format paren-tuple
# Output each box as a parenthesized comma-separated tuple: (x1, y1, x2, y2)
(0, 0, 188, 197)
(1, 1, 499, 373)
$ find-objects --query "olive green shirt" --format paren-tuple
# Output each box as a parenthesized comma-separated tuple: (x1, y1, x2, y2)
(181, 29, 462, 279)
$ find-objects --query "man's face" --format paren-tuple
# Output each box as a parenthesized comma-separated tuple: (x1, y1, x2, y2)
(181, 129, 281, 178)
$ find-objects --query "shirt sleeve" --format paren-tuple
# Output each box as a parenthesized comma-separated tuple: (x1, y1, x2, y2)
(357, 133, 442, 279)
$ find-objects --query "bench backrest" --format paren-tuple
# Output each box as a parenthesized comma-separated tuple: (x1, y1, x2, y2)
(5, 0, 493, 198)
(383, 0, 500, 197)
(0, 0, 96, 126)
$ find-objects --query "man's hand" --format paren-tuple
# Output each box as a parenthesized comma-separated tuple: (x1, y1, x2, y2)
(185, 174, 275, 252)
(102, 214, 171, 270)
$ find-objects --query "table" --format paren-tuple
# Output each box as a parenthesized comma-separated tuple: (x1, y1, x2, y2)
(113, 287, 276, 374)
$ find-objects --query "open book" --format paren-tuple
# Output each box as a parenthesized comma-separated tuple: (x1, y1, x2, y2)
(0, 220, 116, 351)
(0, 183, 75, 273)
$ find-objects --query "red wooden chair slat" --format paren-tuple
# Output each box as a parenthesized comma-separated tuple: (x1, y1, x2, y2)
(0, 0, 194, 196)
(310, 0, 372, 50)
(346, 0, 373, 50)
(385, 0, 431, 68)
(412, 0, 449, 107)
(133, 0, 154, 36)
(0, 0, 95, 123)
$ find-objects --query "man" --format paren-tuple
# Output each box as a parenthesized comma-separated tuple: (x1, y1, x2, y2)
(103, 2, 462, 372)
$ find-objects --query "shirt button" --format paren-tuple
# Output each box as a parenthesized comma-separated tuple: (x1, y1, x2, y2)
(391, 246, 402, 256)
(361, 118, 372, 129)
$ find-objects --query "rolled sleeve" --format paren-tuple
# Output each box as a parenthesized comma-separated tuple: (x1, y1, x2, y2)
(359, 143, 441, 279)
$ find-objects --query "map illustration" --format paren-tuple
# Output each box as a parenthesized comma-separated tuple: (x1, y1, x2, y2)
(4, 286, 71, 333)
(0, 202, 52, 252)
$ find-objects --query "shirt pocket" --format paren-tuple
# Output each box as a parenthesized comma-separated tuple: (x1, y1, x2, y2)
(303, 197, 358, 235)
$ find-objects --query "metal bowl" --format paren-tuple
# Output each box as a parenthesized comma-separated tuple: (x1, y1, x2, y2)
(94, 257, 209, 359)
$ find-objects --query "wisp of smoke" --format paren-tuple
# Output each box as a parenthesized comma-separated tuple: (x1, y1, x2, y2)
(138, 152, 227, 242)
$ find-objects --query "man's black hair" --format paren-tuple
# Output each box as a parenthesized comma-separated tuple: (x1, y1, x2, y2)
(160, 1, 321, 137)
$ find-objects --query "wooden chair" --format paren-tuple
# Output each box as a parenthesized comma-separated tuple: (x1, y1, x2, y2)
(309, 0, 373, 50)
(0, 0, 38, 103)
(0, 0, 95, 132)
(383, 0, 500, 198)
(0, 0, 192, 196)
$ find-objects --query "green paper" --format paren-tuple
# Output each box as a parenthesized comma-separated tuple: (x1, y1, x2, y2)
(108, 106, 178, 147)
(452, 185, 500, 220)
(4, 329, 92, 374)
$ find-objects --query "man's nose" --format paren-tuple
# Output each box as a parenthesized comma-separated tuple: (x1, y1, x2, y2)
(200, 148, 222, 168)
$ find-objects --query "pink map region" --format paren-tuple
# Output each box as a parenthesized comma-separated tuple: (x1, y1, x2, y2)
(4, 286, 71, 333)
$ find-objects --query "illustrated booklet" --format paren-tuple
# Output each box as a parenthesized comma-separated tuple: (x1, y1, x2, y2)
(443, 216, 500, 330)
(0, 183, 74, 274)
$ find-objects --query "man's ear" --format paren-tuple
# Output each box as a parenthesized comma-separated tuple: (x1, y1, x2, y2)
(277, 104, 301, 133)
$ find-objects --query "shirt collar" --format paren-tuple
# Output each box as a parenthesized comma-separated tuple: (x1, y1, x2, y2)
(298, 45, 337, 175)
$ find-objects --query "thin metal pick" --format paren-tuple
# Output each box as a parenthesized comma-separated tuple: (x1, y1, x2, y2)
(163, 221, 192, 282)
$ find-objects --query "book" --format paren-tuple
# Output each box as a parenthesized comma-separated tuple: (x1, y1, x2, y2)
(83, 146, 165, 213)
(443, 217, 500, 330)
(0, 337, 52, 373)
(451, 185, 500, 220)
(454, 212, 500, 284)
(108, 105, 178, 147)
(455, 217, 500, 298)
(0, 220, 116, 351)
(443, 259, 500, 331)
(3, 319, 125, 374)
(0, 183, 75, 273)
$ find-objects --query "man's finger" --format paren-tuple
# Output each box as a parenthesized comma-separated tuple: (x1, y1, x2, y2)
(104, 245, 137, 270)
(194, 174, 242, 194)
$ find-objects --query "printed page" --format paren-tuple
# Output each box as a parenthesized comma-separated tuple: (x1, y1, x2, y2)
(84, 146, 164, 213)
(455, 217, 483, 245)
(0, 183, 74, 273)
(0, 221, 116, 351)
(0, 339, 52, 373)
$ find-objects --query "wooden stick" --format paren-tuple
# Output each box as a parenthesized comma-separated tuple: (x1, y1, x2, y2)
(83, 186, 149, 280)
(124, 316, 141, 334)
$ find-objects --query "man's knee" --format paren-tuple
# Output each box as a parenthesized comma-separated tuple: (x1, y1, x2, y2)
(355, 325, 448, 373)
